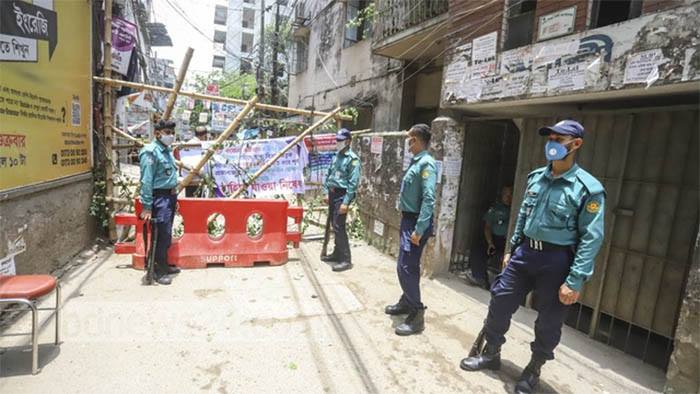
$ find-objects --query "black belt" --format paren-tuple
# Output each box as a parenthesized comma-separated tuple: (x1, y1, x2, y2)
(330, 187, 346, 193)
(525, 237, 572, 252)
(154, 188, 175, 196)
(402, 211, 419, 219)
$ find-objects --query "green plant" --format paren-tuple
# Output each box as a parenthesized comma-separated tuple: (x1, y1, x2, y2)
(347, 204, 365, 240)
(89, 169, 109, 230)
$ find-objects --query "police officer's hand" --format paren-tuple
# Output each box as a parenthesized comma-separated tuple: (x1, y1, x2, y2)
(323, 195, 329, 204)
(487, 243, 496, 256)
(559, 284, 580, 305)
(501, 253, 511, 271)
(140, 210, 152, 221)
(410, 231, 421, 246)
(339, 204, 348, 214)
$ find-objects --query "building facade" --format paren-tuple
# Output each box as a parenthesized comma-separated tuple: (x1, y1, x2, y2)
(436, 0, 698, 390)
(213, 0, 291, 73)
(295, 0, 698, 390)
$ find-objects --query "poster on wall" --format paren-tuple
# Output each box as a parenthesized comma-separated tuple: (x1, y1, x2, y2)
(111, 16, 137, 76)
(470, 31, 498, 79)
(0, 0, 92, 191)
(537, 6, 576, 42)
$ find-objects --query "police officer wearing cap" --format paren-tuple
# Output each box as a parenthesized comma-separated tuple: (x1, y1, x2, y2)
(460, 120, 605, 394)
(384, 124, 437, 336)
(322, 128, 361, 272)
(139, 120, 182, 285)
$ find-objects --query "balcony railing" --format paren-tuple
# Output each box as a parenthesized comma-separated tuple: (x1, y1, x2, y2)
(373, 0, 448, 43)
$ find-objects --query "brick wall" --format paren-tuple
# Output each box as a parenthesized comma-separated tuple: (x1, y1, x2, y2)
(447, 0, 505, 51)
(532, 0, 588, 41)
(642, 0, 687, 14)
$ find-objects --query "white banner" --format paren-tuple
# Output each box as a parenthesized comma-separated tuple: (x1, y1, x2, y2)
(212, 138, 308, 197)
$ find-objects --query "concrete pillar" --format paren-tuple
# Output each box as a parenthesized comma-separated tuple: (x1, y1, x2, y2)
(665, 230, 700, 393)
(423, 116, 464, 276)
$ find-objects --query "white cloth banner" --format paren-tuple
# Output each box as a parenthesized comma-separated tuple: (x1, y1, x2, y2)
(212, 137, 308, 197)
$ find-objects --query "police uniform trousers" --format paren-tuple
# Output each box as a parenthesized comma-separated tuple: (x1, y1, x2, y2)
(152, 189, 177, 275)
(471, 234, 506, 281)
(328, 188, 351, 262)
(397, 212, 433, 309)
(484, 240, 573, 360)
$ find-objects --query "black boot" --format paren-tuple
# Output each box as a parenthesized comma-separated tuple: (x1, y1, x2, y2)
(321, 252, 339, 262)
(395, 306, 426, 336)
(154, 273, 172, 285)
(384, 298, 411, 315)
(460, 343, 501, 371)
(167, 265, 181, 274)
(514, 356, 546, 394)
(332, 261, 353, 272)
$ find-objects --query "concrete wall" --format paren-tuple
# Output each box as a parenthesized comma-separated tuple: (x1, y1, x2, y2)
(665, 231, 700, 393)
(288, 0, 404, 131)
(0, 175, 96, 274)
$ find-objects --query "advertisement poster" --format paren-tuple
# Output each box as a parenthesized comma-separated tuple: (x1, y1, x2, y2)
(304, 133, 336, 188)
(0, 0, 92, 191)
(111, 16, 136, 76)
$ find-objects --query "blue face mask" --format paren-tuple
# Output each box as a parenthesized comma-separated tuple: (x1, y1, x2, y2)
(544, 140, 572, 161)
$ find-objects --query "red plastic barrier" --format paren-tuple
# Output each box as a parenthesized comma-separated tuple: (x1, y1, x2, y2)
(115, 198, 303, 269)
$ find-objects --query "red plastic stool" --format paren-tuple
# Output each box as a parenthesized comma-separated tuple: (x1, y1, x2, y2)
(0, 275, 61, 375)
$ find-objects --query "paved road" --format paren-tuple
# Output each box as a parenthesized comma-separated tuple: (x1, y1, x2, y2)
(0, 240, 665, 393)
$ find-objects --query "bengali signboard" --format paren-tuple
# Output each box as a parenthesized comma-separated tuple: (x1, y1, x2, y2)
(212, 138, 308, 197)
(0, 0, 92, 191)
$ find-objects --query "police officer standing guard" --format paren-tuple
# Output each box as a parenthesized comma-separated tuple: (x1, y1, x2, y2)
(466, 185, 513, 289)
(385, 124, 437, 336)
(139, 120, 182, 285)
(321, 128, 361, 272)
(460, 120, 605, 394)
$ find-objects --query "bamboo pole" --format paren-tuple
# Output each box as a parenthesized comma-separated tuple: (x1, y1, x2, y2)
(92, 76, 353, 121)
(162, 47, 193, 120)
(230, 107, 342, 199)
(177, 96, 259, 192)
(111, 125, 200, 174)
(103, 0, 116, 241)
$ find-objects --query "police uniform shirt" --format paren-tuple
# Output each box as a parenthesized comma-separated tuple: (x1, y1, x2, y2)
(510, 163, 605, 291)
(399, 150, 438, 237)
(484, 201, 510, 237)
(139, 140, 178, 210)
(324, 148, 361, 205)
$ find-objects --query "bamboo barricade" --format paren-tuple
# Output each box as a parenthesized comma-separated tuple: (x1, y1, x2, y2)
(177, 96, 259, 192)
(162, 47, 193, 120)
(92, 76, 352, 122)
(103, 0, 116, 240)
(230, 107, 342, 199)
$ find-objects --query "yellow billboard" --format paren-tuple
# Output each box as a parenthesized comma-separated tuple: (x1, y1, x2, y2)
(0, 0, 92, 191)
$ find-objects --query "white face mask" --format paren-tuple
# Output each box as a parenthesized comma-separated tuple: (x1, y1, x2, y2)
(336, 140, 349, 152)
(159, 134, 175, 146)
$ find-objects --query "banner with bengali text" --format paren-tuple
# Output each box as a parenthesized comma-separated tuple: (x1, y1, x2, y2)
(0, 0, 92, 191)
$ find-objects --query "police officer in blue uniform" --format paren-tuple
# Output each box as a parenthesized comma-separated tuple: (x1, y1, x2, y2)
(139, 120, 182, 285)
(460, 120, 605, 394)
(466, 185, 513, 289)
(384, 124, 438, 336)
(321, 129, 361, 272)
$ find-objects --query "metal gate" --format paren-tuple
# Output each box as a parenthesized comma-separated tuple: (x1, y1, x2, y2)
(514, 109, 699, 369)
